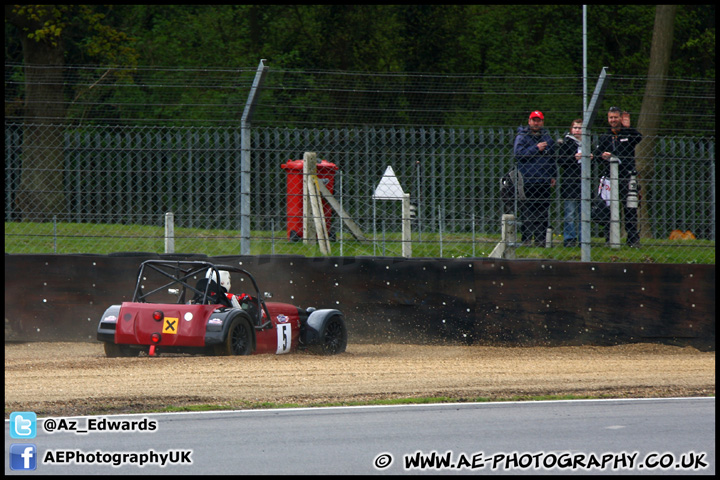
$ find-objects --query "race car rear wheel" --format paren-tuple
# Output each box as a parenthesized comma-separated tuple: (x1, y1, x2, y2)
(217, 317, 253, 356)
(308, 315, 347, 355)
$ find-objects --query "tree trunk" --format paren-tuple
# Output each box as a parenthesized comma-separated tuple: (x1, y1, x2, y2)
(10, 10, 68, 221)
(636, 5, 677, 239)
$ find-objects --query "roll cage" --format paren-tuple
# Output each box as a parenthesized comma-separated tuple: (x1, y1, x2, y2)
(131, 260, 271, 328)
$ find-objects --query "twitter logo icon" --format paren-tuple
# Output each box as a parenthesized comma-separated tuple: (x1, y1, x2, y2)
(10, 412, 37, 439)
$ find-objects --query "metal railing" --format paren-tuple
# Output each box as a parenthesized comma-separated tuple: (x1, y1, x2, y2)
(5, 124, 715, 263)
(5, 66, 715, 263)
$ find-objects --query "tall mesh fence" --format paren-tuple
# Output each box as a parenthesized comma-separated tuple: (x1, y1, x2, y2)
(4, 65, 715, 263)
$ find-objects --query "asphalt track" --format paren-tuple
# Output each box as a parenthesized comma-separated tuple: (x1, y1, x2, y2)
(5, 397, 715, 475)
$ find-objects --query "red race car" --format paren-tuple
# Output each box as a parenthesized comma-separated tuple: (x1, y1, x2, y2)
(97, 260, 347, 357)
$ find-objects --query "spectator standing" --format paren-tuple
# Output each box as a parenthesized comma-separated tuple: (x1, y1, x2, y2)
(557, 119, 585, 247)
(513, 110, 556, 246)
(593, 107, 643, 247)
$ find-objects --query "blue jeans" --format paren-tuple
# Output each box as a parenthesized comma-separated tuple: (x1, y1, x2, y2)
(563, 199, 582, 243)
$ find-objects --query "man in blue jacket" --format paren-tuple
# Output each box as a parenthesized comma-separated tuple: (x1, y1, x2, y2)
(513, 110, 557, 246)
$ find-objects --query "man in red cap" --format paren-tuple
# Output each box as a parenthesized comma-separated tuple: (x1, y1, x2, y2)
(512, 110, 557, 246)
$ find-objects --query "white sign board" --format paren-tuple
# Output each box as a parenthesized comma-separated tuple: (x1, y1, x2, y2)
(372, 166, 405, 200)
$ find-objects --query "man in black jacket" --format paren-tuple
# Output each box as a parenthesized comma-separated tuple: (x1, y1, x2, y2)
(557, 119, 584, 247)
(594, 107, 643, 247)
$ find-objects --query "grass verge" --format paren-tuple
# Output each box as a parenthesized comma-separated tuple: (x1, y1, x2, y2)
(5, 221, 715, 264)
(155, 391, 714, 414)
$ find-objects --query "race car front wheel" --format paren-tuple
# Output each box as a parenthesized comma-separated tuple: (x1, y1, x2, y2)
(216, 317, 253, 356)
(308, 315, 347, 356)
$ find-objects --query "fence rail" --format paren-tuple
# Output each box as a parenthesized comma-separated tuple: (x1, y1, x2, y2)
(5, 66, 715, 263)
(4, 123, 715, 263)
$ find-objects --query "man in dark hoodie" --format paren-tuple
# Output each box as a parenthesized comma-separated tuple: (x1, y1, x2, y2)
(513, 110, 557, 246)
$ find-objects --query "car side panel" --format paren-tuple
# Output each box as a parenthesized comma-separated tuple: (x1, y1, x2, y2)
(253, 303, 303, 355)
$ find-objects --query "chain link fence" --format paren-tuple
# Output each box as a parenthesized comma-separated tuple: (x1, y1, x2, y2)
(4, 65, 715, 263)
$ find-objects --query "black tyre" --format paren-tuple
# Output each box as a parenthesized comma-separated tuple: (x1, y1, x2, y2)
(217, 317, 253, 356)
(104, 342, 141, 357)
(308, 315, 347, 355)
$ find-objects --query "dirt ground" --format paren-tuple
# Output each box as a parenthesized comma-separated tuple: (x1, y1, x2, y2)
(4, 342, 715, 418)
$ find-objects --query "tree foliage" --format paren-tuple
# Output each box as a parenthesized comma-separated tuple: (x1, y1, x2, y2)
(4, 4, 715, 126)
(9, 5, 712, 75)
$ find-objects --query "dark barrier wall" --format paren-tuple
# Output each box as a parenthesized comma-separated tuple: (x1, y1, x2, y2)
(4, 254, 715, 350)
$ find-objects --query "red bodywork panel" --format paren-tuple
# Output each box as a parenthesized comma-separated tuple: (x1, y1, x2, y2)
(114, 301, 304, 354)
(115, 302, 214, 347)
(254, 302, 302, 354)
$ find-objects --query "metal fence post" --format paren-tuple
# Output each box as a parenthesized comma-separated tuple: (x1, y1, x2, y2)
(240, 59, 268, 255)
(581, 67, 609, 261)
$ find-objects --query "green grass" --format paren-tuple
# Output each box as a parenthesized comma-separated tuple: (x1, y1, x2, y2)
(4, 221, 715, 264)
(137, 390, 717, 415)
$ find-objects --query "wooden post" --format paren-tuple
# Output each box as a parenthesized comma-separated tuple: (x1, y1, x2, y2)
(303, 152, 331, 255)
(313, 176, 367, 241)
(310, 176, 331, 255)
(302, 152, 317, 245)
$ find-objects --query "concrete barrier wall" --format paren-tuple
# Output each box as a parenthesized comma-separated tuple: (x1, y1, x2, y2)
(4, 254, 715, 350)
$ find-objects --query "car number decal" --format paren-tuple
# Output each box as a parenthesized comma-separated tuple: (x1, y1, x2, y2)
(162, 317, 179, 334)
(276, 323, 292, 354)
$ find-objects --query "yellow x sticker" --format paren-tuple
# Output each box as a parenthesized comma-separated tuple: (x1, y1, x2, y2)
(163, 317, 179, 334)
